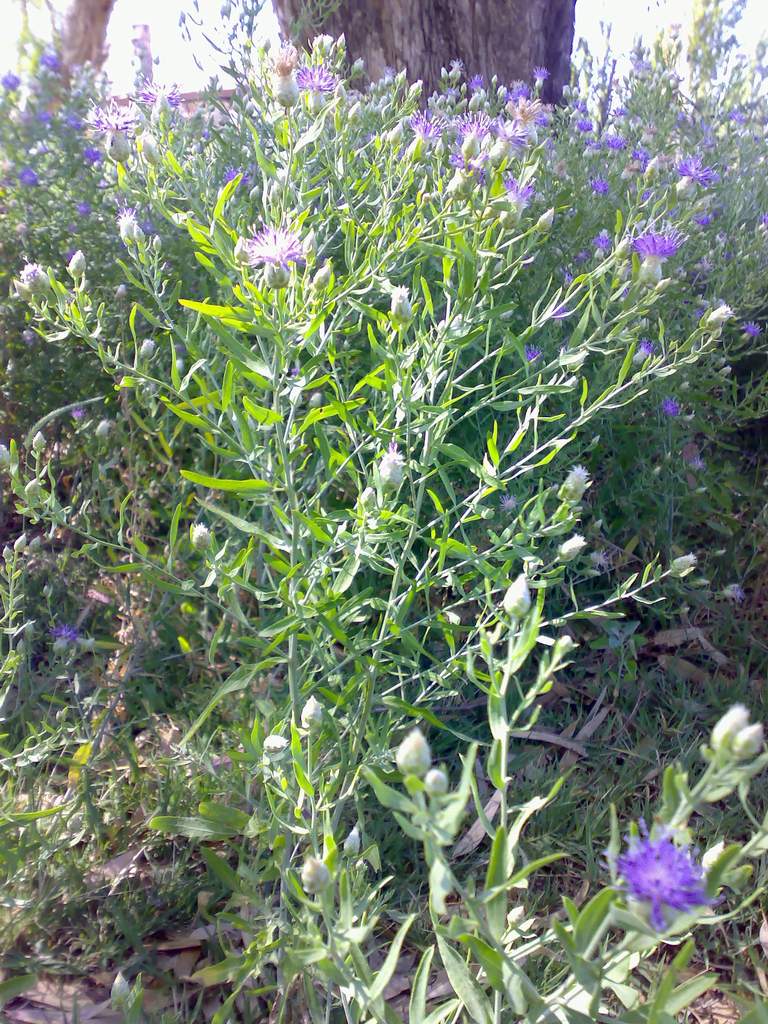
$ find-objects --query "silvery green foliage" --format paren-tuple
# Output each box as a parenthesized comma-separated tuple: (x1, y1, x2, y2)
(5, 22, 768, 1023)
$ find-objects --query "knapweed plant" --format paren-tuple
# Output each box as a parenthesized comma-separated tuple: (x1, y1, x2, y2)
(3, 18, 768, 1023)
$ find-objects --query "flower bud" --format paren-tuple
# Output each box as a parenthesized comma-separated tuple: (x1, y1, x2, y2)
(390, 286, 413, 326)
(32, 431, 45, 451)
(110, 972, 132, 1010)
(379, 443, 405, 490)
(701, 840, 725, 871)
(669, 552, 696, 577)
(118, 210, 144, 246)
(107, 130, 131, 163)
(67, 249, 86, 280)
(732, 723, 764, 759)
(3, 546, 12, 561)
(705, 304, 733, 328)
(95, 419, 112, 440)
(17, 262, 49, 298)
(138, 131, 161, 165)
(139, 338, 156, 359)
(13, 532, 27, 553)
(301, 855, 331, 894)
(560, 465, 590, 502)
(711, 704, 750, 752)
(424, 767, 449, 795)
(535, 207, 554, 232)
(301, 695, 323, 731)
(264, 263, 291, 289)
(396, 727, 431, 777)
(24, 479, 42, 501)
(558, 534, 587, 561)
(274, 73, 299, 108)
(503, 573, 531, 617)
(0, 444, 10, 468)
(233, 237, 250, 265)
(343, 825, 361, 856)
(263, 734, 289, 757)
(190, 523, 211, 551)
(312, 262, 332, 291)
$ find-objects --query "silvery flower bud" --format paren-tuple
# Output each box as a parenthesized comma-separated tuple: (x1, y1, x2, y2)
(234, 237, 250, 265)
(711, 704, 750, 752)
(116, 284, 128, 301)
(424, 767, 449, 795)
(110, 972, 132, 1010)
(13, 532, 27, 553)
(461, 131, 481, 160)
(28, 535, 42, 552)
(379, 443, 405, 489)
(396, 727, 431, 777)
(301, 695, 323, 730)
(139, 338, 156, 359)
(67, 250, 86, 280)
(107, 130, 131, 163)
(676, 176, 695, 197)
(274, 73, 299, 108)
(263, 734, 289, 757)
(0, 444, 10, 468)
(24, 479, 42, 501)
(701, 840, 725, 871)
(558, 535, 587, 561)
(3, 546, 12, 561)
(503, 573, 531, 617)
(32, 431, 45, 451)
(308, 390, 324, 409)
(732, 723, 764, 759)
(669, 553, 696, 577)
(536, 208, 554, 233)
(119, 210, 144, 245)
(190, 523, 211, 551)
(138, 131, 161, 165)
(95, 419, 113, 440)
(560, 465, 590, 502)
(705, 304, 733, 328)
(390, 286, 412, 326)
(264, 263, 290, 289)
(312, 262, 332, 291)
(351, 58, 365, 76)
(301, 855, 331, 894)
(343, 825, 361, 856)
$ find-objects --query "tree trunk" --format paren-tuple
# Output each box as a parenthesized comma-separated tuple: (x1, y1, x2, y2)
(273, 0, 576, 102)
(58, 0, 117, 72)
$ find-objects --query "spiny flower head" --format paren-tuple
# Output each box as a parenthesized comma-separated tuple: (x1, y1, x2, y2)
(493, 119, 529, 149)
(2, 72, 21, 91)
(499, 493, 518, 512)
(524, 344, 542, 362)
(617, 831, 710, 931)
(272, 43, 299, 76)
(410, 110, 446, 140)
(603, 133, 627, 150)
(661, 397, 680, 417)
(137, 79, 181, 109)
(247, 226, 305, 269)
(632, 228, 684, 261)
(504, 175, 535, 208)
(295, 64, 337, 93)
(51, 623, 80, 645)
(533, 65, 550, 82)
(676, 155, 717, 186)
(590, 176, 609, 194)
(224, 166, 250, 187)
(507, 96, 547, 130)
(40, 50, 60, 71)
(468, 73, 484, 91)
(742, 321, 761, 338)
(507, 80, 530, 102)
(593, 230, 612, 251)
(638, 338, 655, 357)
(19, 167, 38, 186)
(454, 111, 493, 142)
(87, 101, 136, 136)
(576, 118, 594, 133)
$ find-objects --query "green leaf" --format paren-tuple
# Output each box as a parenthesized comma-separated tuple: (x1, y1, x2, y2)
(183, 664, 259, 742)
(181, 469, 270, 494)
(149, 815, 242, 839)
(435, 932, 493, 1024)
(361, 767, 416, 814)
(0, 975, 37, 1008)
(200, 847, 240, 891)
(243, 395, 282, 425)
(409, 947, 435, 1024)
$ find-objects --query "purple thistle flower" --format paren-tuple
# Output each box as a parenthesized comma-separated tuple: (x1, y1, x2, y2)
(533, 66, 550, 81)
(504, 175, 535, 208)
(19, 167, 38, 186)
(454, 111, 493, 142)
(590, 176, 609, 195)
(612, 104, 628, 118)
(730, 110, 747, 125)
(38, 110, 52, 124)
(468, 74, 484, 91)
(575, 250, 590, 264)
(686, 453, 706, 471)
(76, 200, 92, 216)
(223, 166, 250, 187)
(247, 226, 305, 269)
(639, 338, 655, 357)
(71, 406, 86, 420)
(50, 623, 80, 645)
(524, 344, 542, 362)
(593, 230, 612, 251)
(2, 72, 21, 91)
(295, 65, 337, 94)
(410, 110, 446, 140)
(632, 229, 684, 261)
(493, 119, 528, 149)
(499, 493, 518, 511)
(137, 79, 181, 108)
(563, 269, 574, 285)
(603, 133, 627, 151)
(449, 59, 465, 76)
(761, 214, 768, 229)
(742, 321, 761, 338)
(676, 156, 717, 186)
(40, 50, 60, 71)
(631, 146, 650, 171)
(576, 118, 594, 133)
(617, 832, 710, 931)
(661, 397, 680, 417)
(66, 113, 83, 130)
(508, 81, 530, 102)
(694, 213, 713, 227)
(87, 101, 136, 136)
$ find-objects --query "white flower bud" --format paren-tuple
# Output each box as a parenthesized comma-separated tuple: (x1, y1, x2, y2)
(711, 704, 750, 752)
(139, 338, 156, 359)
(107, 130, 131, 163)
(274, 73, 299, 108)
(701, 840, 725, 871)
(379, 443, 405, 490)
(536, 207, 555, 232)
(301, 855, 331, 894)
(390, 286, 413, 326)
(560, 464, 590, 502)
(424, 767, 449, 795)
(312, 262, 332, 291)
(119, 210, 144, 246)
(190, 523, 211, 551)
(264, 263, 291, 289)
(705, 304, 733, 328)
(0, 444, 10, 468)
(732, 723, 764, 759)
(24, 479, 42, 501)
(3, 546, 12, 561)
(32, 431, 45, 451)
(352, 57, 365, 75)
(503, 573, 531, 617)
(343, 825, 361, 856)
(67, 250, 86, 279)
(263, 734, 289, 757)
(558, 534, 587, 561)
(234, 237, 250, 265)
(396, 728, 431, 777)
(13, 532, 27, 553)
(669, 552, 697, 577)
(95, 419, 113, 440)
(301, 695, 323, 731)
(111, 971, 132, 1009)
(138, 131, 161, 165)
(639, 255, 664, 284)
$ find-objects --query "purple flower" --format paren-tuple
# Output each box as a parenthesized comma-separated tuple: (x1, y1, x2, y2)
(40, 50, 60, 71)
(468, 74, 484, 91)
(590, 176, 609, 195)
(533, 66, 550, 82)
(137, 80, 181, 108)
(730, 110, 747, 125)
(449, 149, 488, 180)
(524, 344, 542, 362)
(576, 118, 593, 133)
(19, 167, 38, 186)
(694, 213, 713, 227)
(632, 229, 684, 261)
(454, 112, 493, 142)
(593, 230, 612, 251)
(223, 166, 250, 187)
(66, 113, 83, 130)
(612, 105, 628, 118)
(247, 226, 305, 268)
(661, 397, 680, 417)
(676, 156, 717, 186)
(499, 493, 518, 511)
(563, 269, 574, 285)
(83, 146, 102, 165)
(76, 201, 92, 216)
(504, 175, 535, 208)
(551, 302, 574, 320)
(295, 65, 337, 94)
(617, 831, 710, 930)
(50, 623, 80, 645)
(603, 133, 627, 151)
(639, 338, 655, 357)
(508, 81, 530, 102)
(410, 110, 446, 140)
(38, 110, 52, 124)
(493, 119, 528, 150)
(87, 101, 136, 136)
(631, 146, 650, 171)
(742, 322, 761, 338)
(2, 72, 21, 91)
(72, 406, 86, 420)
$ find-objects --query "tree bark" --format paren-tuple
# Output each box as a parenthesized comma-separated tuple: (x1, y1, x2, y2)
(58, 0, 117, 72)
(273, 0, 576, 102)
